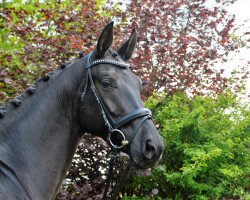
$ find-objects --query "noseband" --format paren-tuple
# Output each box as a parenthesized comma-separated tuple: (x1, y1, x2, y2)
(80, 53, 152, 199)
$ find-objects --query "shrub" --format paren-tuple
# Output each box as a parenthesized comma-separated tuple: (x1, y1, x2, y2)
(123, 92, 250, 199)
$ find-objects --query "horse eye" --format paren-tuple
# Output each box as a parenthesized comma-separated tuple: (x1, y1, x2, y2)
(101, 79, 112, 88)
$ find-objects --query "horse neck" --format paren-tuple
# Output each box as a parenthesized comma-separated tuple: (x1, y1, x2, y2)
(0, 58, 86, 200)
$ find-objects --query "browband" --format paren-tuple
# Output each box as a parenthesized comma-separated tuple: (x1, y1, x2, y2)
(86, 54, 130, 69)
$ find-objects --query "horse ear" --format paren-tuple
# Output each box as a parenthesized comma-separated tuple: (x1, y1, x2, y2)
(117, 29, 137, 61)
(96, 21, 114, 58)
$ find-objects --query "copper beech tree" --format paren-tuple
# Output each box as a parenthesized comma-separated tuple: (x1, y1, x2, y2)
(125, 0, 249, 98)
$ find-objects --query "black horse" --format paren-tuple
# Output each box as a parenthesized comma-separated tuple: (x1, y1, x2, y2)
(0, 22, 164, 200)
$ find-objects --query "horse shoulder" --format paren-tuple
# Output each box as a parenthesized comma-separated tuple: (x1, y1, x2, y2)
(0, 163, 32, 200)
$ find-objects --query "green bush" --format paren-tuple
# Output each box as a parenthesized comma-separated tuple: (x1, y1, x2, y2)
(124, 92, 250, 199)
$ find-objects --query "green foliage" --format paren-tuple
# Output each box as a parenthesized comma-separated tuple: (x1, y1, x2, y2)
(124, 92, 250, 199)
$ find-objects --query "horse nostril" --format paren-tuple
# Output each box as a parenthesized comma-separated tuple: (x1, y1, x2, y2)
(146, 140, 156, 152)
(144, 140, 157, 159)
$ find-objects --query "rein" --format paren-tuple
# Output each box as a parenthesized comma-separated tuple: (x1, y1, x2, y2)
(81, 53, 152, 199)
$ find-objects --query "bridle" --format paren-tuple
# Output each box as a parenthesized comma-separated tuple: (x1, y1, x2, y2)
(80, 52, 152, 199)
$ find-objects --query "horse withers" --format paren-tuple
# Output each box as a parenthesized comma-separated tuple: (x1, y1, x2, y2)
(0, 22, 164, 200)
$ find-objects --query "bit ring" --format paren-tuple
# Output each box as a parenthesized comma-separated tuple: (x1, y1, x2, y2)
(108, 129, 129, 149)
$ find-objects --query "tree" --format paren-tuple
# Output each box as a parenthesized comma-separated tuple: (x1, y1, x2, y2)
(124, 0, 249, 98)
(0, 0, 125, 102)
(123, 91, 250, 199)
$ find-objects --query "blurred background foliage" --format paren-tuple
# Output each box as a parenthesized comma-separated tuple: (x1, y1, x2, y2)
(123, 92, 250, 199)
(0, 0, 249, 199)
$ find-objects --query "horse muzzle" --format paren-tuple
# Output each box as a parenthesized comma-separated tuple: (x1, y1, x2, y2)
(129, 121, 164, 169)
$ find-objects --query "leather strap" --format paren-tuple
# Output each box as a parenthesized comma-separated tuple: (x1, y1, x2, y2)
(114, 108, 151, 129)
(86, 57, 129, 70)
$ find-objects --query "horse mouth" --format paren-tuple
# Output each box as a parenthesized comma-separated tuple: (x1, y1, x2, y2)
(119, 150, 161, 169)
(130, 155, 161, 169)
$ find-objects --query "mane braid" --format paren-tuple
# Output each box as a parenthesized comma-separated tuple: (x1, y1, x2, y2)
(0, 55, 82, 119)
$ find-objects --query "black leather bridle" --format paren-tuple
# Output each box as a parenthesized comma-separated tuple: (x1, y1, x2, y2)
(81, 53, 152, 199)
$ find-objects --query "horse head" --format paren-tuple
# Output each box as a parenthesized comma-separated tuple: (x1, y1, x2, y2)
(81, 22, 164, 168)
